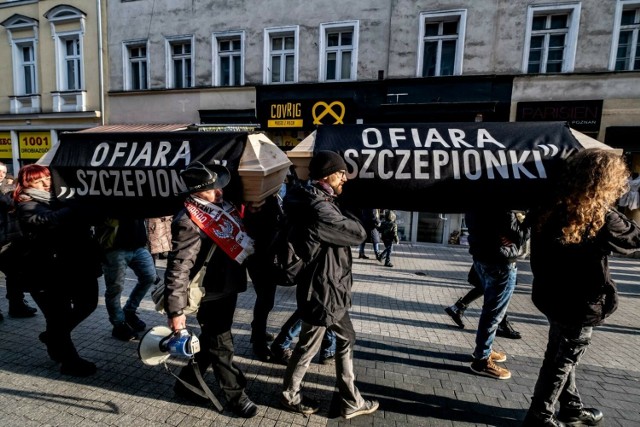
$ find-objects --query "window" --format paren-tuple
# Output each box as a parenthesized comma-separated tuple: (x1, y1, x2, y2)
(63, 37, 82, 90)
(264, 27, 298, 84)
(166, 38, 193, 89)
(125, 42, 148, 90)
(523, 4, 581, 74)
(319, 21, 358, 81)
(213, 31, 244, 86)
(18, 42, 36, 94)
(418, 10, 466, 77)
(611, 1, 640, 71)
(44, 5, 86, 112)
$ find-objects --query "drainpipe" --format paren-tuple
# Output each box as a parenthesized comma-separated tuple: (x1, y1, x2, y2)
(97, 0, 105, 125)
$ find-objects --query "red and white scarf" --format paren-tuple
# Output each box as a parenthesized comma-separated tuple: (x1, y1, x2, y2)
(185, 196, 255, 264)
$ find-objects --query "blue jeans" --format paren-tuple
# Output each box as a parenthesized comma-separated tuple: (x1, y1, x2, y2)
(103, 247, 157, 325)
(380, 240, 394, 264)
(273, 309, 336, 358)
(472, 260, 517, 360)
(528, 320, 593, 420)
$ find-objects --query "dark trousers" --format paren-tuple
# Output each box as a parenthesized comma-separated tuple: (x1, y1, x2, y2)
(30, 276, 99, 361)
(0, 243, 26, 303)
(249, 279, 277, 343)
(192, 293, 247, 405)
(528, 319, 592, 420)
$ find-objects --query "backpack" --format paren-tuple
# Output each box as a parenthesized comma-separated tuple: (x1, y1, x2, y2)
(267, 180, 305, 287)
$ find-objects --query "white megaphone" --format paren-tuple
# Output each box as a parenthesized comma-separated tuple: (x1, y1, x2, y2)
(138, 326, 201, 366)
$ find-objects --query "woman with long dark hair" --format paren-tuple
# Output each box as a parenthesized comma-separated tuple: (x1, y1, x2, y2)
(14, 164, 100, 377)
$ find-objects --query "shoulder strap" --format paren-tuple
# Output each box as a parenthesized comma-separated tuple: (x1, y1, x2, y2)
(203, 241, 217, 264)
(164, 360, 223, 412)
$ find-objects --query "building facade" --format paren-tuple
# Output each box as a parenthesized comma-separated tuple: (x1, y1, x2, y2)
(0, 0, 107, 175)
(103, 0, 639, 242)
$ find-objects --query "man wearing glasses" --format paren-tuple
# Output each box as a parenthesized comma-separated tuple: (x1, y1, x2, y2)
(280, 150, 379, 420)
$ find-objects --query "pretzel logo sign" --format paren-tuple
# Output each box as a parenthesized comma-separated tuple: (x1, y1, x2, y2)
(312, 101, 345, 125)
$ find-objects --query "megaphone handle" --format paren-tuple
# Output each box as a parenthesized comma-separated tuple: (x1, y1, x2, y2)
(164, 361, 223, 412)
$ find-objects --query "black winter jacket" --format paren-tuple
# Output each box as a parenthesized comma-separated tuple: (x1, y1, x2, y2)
(285, 182, 366, 327)
(465, 210, 530, 264)
(530, 208, 640, 326)
(163, 205, 248, 317)
(16, 198, 101, 291)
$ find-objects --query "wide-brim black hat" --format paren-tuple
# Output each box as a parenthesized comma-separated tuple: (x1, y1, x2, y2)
(180, 161, 231, 194)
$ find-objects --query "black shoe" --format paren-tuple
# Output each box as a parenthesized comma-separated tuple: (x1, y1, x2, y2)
(112, 322, 137, 341)
(384, 262, 394, 267)
(253, 343, 273, 362)
(557, 407, 603, 426)
(358, 254, 370, 259)
(523, 411, 566, 427)
(231, 396, 259, 418)
(8, 300, 37, 318)
(60, 357, 97, 377)
(375, 252, 383, 263)
(39, 332, 63, 363)
(280, 396, 320, 415)
(319, 354, 335, 365)
(250, 332, 276, 343)
(270, 346, 293, 365)
(496, 320, 522, 339)
(445, 306, 465, 329)
(124, 311, 146, 332)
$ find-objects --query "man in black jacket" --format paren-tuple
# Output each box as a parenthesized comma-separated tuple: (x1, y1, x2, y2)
(280, 150, 379, 420)
(164, 161, 258, 419)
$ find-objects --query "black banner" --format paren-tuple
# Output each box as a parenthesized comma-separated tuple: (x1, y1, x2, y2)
(50, 131, 246, 218)
(313, 122, 583, 212)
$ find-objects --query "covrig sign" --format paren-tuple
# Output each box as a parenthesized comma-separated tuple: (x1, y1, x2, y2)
(46, 122, 605, 217)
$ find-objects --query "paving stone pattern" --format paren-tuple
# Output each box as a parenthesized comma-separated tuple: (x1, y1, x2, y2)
(0, 243, 639, 426)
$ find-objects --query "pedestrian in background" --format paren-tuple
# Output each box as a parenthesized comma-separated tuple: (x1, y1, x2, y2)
(147, 215, 173, 278)
(165, 161, 259, 418)
(280, 151, 378, 419)
(357, 208, 381, 260)
(0, 161, 37, 319)
(465, 209, 529, 380)
(445, 264, 522, 339)
(523, 149, 640, 427)
(378, 209, 399, 267)
(97, 217, 157, 341)
(14, 164, 100, 377)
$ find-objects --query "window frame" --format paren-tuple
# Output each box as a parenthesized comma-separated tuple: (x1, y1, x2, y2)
(417, 10, 467, 77)
(13, 38, 38, 95)
(263, 26, 299, 84)
(123, 40, 149, 90)
(45, 5, 86, 92)
(212, 31, 245, 87)
(610, 0, 640, 70)
(522, 3, 581, 74)
(165, 35, 194, 89)
(318, 21, 359, 82)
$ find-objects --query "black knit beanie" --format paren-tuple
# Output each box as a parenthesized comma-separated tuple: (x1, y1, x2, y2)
(308, 150, 347, 179)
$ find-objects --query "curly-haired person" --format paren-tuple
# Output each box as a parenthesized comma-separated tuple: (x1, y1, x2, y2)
(523, 149, 640, 427)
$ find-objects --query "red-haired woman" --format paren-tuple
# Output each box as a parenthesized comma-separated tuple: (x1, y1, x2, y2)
(14, 164, 100, 377)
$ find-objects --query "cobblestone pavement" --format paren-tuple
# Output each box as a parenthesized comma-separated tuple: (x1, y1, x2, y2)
(0, 243, 639, 426)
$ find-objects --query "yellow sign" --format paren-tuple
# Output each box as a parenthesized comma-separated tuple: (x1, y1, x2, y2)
(19, 132, 51, 159)
(312, 101, 345, 125)
(0, 132, 12, 157)
(268, 119, 303, 127)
